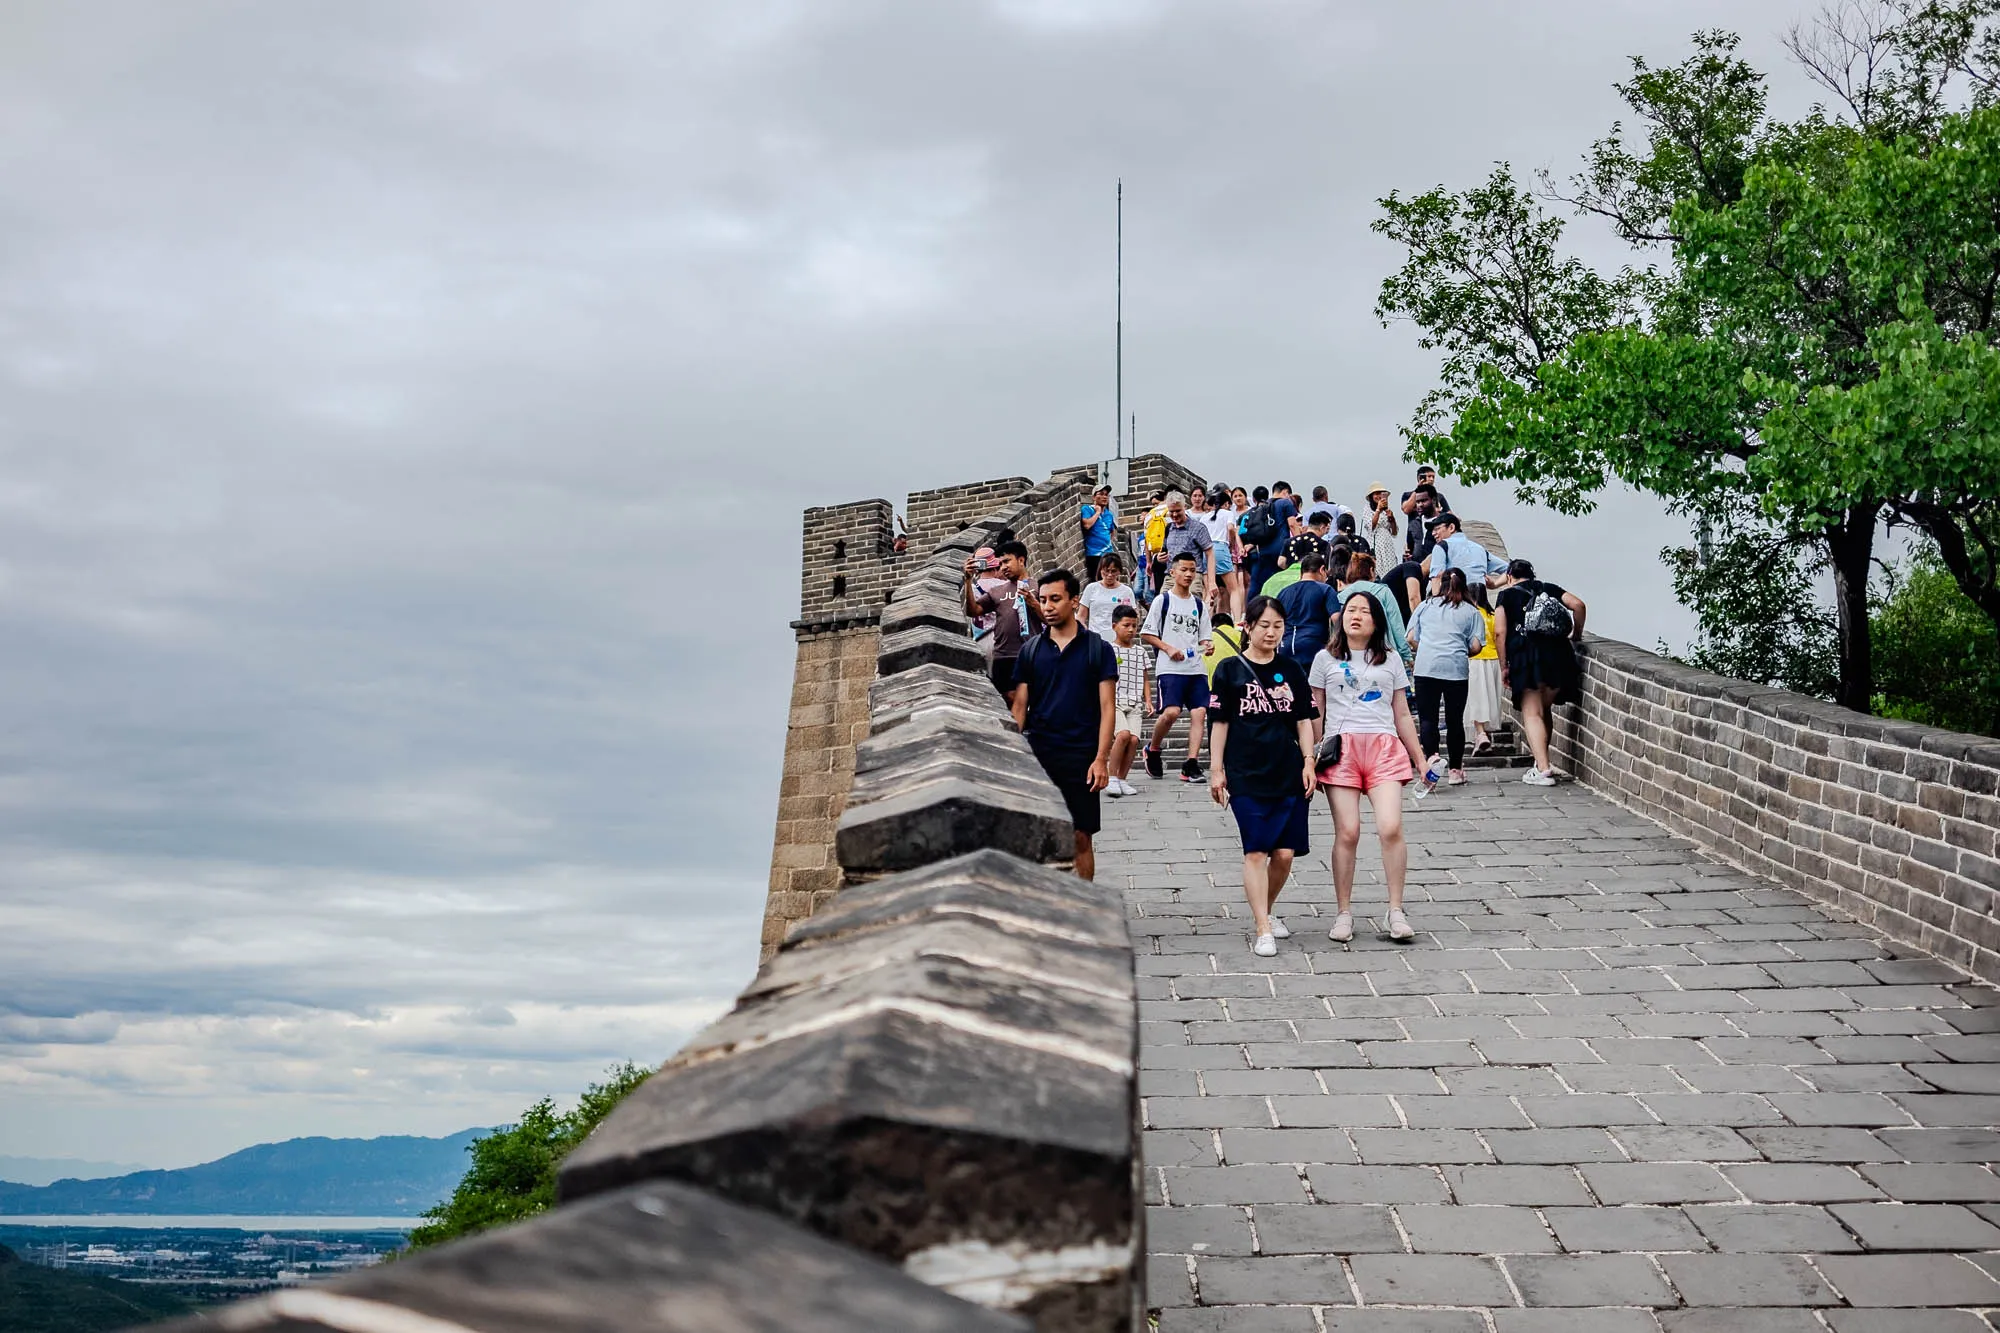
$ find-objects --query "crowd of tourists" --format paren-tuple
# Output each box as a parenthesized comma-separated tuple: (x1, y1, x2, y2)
(967, 465, 1588, 954)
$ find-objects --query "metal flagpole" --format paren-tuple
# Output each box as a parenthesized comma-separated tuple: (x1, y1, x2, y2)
(1116, 179, 1123, 459)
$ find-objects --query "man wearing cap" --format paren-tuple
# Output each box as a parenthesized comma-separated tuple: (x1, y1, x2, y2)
(1079, 484, 1119, 584)
(1422, 512, 1507, 593)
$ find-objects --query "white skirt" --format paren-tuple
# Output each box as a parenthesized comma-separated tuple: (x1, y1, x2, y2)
(1464, 658, 1502, 726)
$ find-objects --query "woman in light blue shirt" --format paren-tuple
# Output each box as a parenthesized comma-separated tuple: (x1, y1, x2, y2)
(1406, 569, 1488, 784)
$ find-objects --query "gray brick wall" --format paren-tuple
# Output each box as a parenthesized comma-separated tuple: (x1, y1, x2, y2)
(904, 475, 1035, 558)
(1555, 637, 2000, 983)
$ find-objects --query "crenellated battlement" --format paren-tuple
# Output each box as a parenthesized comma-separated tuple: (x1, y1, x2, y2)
(794, 455, 1211, 632)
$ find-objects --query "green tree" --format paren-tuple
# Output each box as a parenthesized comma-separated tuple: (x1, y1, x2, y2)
(406, 1062, 651, 1250)
(1659, 498, 1841, 697)
(1375, 9, 2000, 713)
(1872, 542, 2000, 734)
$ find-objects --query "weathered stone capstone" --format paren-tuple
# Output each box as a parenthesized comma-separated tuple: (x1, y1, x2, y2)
(561, 850, 1140, 1330)
(149, 1181, 1027, 1332)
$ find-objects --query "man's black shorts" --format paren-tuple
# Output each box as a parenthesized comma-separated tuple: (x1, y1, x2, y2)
(1031, 743, 1100, 836)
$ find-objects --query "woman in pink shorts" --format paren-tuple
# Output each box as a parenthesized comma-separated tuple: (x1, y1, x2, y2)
(1309, 590, 1429, 944)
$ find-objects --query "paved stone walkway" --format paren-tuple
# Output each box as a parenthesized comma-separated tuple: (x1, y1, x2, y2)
(1099, 763, 2000, 1331)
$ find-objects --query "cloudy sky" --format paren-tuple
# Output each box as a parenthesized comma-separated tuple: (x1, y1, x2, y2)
(0, 0, 1823, 1170)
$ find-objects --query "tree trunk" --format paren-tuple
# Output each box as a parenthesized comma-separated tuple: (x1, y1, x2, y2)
(1826, 507, 1877, 714)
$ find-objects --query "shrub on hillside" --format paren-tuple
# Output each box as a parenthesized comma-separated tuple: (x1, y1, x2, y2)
(406, 1062, 651, 1251)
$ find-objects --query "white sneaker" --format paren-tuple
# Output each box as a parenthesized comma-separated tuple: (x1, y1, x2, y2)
(1253, 933, 1277, 958)
(1107, 778, 1128, 798)
(1387, 909, 1416, 943)
(1522, 767, 1557, 787)
(1268, 917, 1290, 939)
(1328, 912, 1354, 943)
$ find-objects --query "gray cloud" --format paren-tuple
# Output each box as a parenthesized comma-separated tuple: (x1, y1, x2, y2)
(0, 0, 1817, 1165)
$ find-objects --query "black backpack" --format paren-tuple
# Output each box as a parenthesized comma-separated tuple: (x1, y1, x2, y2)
(1521, 582, 1574, 638)
(1241, 501, 1278, 547)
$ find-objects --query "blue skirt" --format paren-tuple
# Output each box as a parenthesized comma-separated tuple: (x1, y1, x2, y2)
(1230, 791, 1311, 855)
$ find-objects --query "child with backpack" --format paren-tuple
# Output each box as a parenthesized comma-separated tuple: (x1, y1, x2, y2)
(1494, 559, 1587, 788)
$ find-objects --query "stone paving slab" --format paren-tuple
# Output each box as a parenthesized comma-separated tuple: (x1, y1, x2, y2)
(1101, 765, 2000, 1330)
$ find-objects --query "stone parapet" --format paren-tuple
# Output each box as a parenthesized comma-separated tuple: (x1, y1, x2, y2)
(1558, 635, 2000, 983)
(150, 1180, 1029, 1333)
(560, 850, 1138, 1329)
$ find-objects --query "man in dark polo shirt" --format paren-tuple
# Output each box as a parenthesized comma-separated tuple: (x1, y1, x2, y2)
(1010, 567, 1118, 880)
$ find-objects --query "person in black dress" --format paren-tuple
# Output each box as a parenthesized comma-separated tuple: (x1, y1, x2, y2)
(1494, 558, 1588, 787)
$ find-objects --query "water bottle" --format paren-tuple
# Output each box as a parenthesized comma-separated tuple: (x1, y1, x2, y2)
(1412, 755, 1446, 801)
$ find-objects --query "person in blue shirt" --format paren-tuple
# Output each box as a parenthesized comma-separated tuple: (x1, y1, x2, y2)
(1407, 568, 1489, 784)
(1421, 512, 1507, 595)
(1275, 553, 1337, 664)
(1079, 484, 1119, 584)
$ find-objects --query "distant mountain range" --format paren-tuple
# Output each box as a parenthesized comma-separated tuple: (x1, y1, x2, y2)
(0, 1158, 146, 1189)
(0, 1130, 487, 1216)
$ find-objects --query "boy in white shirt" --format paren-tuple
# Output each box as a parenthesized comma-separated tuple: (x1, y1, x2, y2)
(1141, 551, 1215, 782)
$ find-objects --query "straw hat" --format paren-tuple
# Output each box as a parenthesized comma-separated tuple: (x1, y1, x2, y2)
(1365, 481, 1390, 497)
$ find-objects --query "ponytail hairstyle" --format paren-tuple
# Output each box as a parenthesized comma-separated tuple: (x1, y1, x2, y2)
(1440, 567, 1469, 606)
(1346, 551, 1378, 584)
(1507, 558, 1537, 582)
(1333, 590, 1391, 666)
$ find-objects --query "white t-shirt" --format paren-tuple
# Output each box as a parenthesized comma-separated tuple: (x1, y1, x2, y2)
(1309, 648, 1410, 736)
(1144, 588, 1212, 676)
(1198, 507, 1237, 553)
(1080, 580, 1137, 641)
